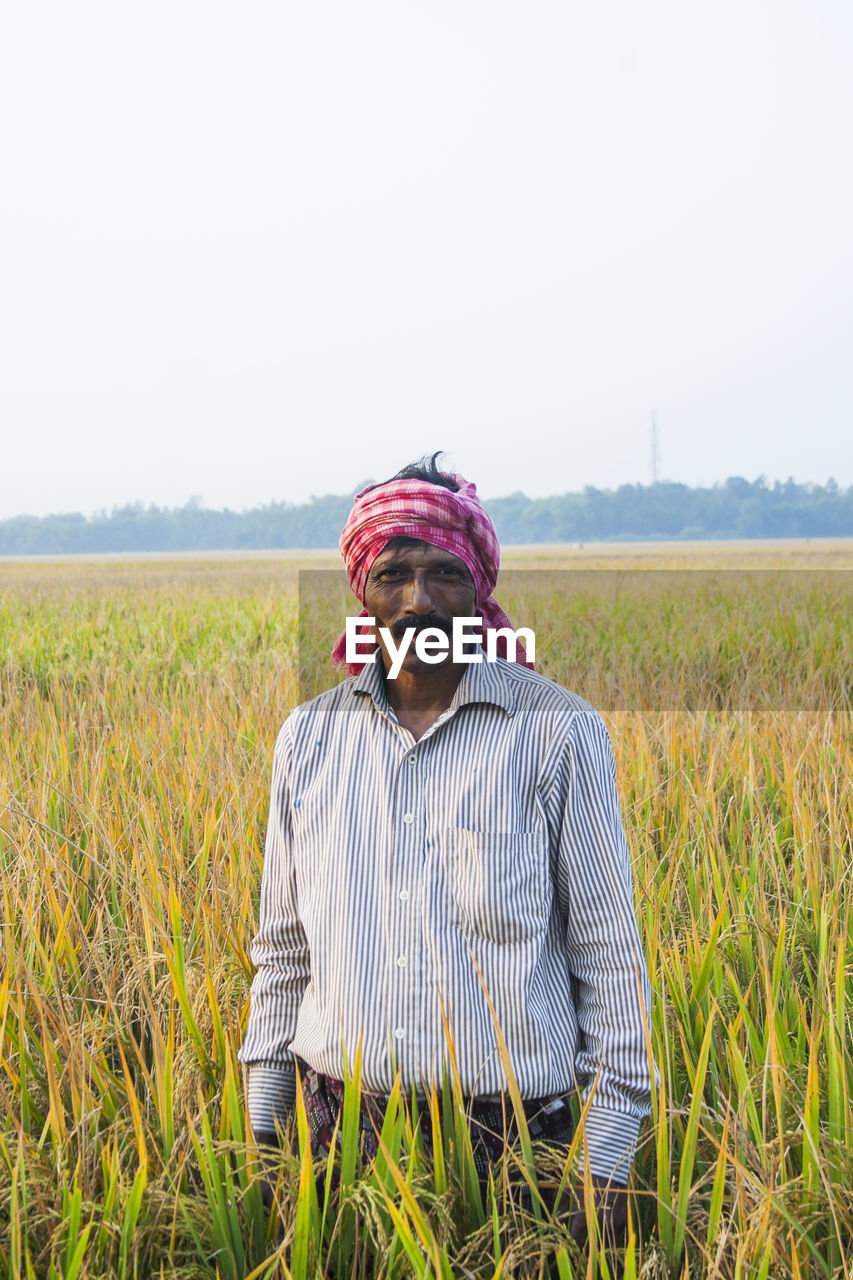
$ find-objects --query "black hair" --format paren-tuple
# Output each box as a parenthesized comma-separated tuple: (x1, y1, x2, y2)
(379, 451, 460, 493)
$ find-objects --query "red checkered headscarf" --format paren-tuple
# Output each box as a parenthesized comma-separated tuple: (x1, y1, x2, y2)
(331, 471, 534, 674)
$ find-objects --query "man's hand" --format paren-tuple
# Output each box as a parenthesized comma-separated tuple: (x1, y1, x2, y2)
(569, 1174, 628, 1249)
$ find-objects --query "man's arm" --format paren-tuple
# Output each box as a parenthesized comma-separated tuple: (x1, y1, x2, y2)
(555, 709, 656, 1190)
(238, 715, 311, 1144)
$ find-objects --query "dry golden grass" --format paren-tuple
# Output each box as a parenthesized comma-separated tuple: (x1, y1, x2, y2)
(0, 543, 850, 1278)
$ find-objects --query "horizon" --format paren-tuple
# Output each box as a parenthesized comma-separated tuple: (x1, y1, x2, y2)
(1, 469, 847, 524)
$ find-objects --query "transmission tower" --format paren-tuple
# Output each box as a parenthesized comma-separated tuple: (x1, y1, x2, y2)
(650, 410, 660, 485)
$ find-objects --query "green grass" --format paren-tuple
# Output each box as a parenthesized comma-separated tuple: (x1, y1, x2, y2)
(0, 558, 850, 1277)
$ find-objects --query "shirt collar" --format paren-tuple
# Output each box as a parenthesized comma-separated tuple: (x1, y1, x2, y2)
(351, 650, 516, 718)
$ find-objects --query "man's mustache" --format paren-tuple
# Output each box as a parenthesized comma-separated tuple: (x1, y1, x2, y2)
(389, 613, 453, 642)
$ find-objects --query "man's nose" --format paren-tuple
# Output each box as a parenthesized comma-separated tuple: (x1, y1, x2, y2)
(403, 570, 435, 614)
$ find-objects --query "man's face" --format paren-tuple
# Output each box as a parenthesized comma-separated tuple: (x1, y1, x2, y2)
(363, 538, 478, 676)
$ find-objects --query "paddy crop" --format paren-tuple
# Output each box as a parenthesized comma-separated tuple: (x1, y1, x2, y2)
(0, 554, 850, 1278)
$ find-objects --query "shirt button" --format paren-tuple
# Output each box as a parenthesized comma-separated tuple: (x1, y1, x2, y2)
(403, 813, 414, 825)
(408, 753, 417, 766)
(396, 954, 407, 968)
(394, 1026, 405, 1040)
(399, 889, 410, 901)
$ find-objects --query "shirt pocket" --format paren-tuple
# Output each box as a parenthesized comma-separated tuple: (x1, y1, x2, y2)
(443, 828, 551, 945)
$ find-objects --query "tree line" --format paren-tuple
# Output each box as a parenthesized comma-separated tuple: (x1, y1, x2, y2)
(1, 476, 849, 555)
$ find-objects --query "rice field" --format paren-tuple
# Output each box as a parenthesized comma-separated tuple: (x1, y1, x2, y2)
(0, 545, 851, 1279)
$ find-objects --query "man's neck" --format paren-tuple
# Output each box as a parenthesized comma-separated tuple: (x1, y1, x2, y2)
(382, 662, 467, 742)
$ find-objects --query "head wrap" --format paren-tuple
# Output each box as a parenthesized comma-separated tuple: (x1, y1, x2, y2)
(331, 471, 534, 674)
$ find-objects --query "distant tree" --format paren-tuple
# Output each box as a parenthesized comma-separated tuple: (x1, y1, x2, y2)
(0, 477, 849, 555)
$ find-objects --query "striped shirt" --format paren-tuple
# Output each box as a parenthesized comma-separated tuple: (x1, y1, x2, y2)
(239, 655, 655, 1183)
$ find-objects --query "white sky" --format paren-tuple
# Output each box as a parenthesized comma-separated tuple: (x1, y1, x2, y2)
(2, 0, 851, 518)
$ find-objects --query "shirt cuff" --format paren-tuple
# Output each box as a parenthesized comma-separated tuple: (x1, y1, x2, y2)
(246, 1062, 297, 1137)
(581, 1107, 641, 1185)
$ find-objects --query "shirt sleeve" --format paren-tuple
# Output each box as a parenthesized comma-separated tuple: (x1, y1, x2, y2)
(238, 714, 311, 1136)
(556, 710, 657, 1185)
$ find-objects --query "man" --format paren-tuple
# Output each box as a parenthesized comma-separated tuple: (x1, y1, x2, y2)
(239, 453, 655, 1247)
